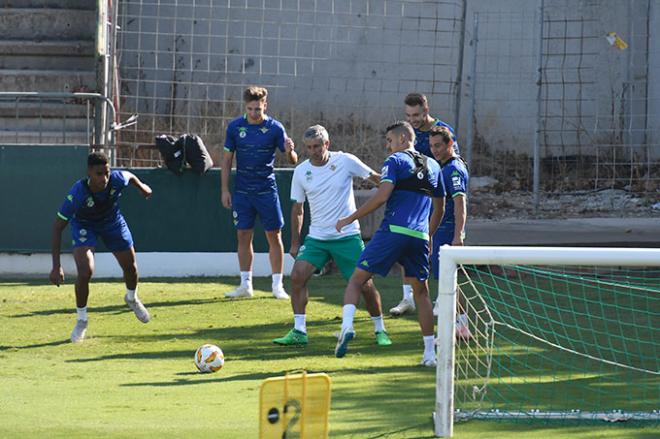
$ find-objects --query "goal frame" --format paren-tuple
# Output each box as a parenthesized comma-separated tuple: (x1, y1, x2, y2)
(434, 245, 660, 437)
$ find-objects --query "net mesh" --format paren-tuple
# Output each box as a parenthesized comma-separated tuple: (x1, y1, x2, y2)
(454, 264, 660, 422)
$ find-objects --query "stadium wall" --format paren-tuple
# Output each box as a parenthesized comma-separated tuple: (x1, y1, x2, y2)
(0, 145, 308, 277)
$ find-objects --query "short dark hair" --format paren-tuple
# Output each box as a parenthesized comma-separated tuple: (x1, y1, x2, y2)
(429, 125, 454, 145)
(404, 92, 428, 108)
(386, 121, 415, 143)
(243, 86, 268, 102)
(88, 151, 109, 167)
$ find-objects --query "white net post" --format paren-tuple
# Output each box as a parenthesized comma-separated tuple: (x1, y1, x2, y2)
(434, 245, 458, 437)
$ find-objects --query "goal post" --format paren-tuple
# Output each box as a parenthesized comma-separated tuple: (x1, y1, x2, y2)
(434, 246, 660, 437)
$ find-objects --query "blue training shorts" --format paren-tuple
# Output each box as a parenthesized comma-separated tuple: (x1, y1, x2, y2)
(431, 225, 454, 280)
(232, 191, 284, 231)
(71, 216, 134, 252)
(356, 228, 430, 281)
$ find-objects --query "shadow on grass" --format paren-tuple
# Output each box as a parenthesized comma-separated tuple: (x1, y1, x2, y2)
(0, 339, 69, 350)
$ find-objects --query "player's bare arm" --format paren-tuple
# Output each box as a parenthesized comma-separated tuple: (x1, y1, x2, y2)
(284, 137, 298, 165)
(220, 149, 234, 209)
(336, 181, 394, 232)
(49, 217, 68, 286)
(126, 172, 153, 199)
(289, 202, 304, 258)
(452, 194, 467, 246)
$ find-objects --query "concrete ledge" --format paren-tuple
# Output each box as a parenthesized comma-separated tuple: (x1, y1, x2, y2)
(0, 252, 297, 279)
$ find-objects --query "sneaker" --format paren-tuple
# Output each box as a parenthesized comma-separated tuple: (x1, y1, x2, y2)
(389, 297, 415, 316)
(273, 328, 308, 346)
(374, 331, 392, 346)
(455, 323, 473, 341)
(334, 328, 355, 358)
(420, 355, 437, 367)
(272, 286, 290, 300)
(70, 319, 88, 343)
(124, 293, 151, 323)
(225, 285, 254, 298)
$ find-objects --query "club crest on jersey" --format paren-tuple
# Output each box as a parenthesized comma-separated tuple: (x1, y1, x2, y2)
(66, 194, 73, 202)
(259, 127, 269, 134)
(86, 197, 94, 207)
(305, 170, 312, 182)
(238, 127, 247, 138)
(79, 229, 87, 236)
(330, 164, 336, 171)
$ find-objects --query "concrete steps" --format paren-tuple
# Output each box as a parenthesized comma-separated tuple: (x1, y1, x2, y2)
(0, 2, 99, 145)
(0, 40, 96, 70)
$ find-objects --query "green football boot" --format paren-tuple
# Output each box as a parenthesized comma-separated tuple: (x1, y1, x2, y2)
(374, 330, 392, 346)
(273, 328, 308, 346)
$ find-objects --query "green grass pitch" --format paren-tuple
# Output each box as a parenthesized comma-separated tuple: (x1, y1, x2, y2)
(0, 276, 657, 438)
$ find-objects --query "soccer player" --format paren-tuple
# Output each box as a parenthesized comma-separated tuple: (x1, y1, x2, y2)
(334, 121, 446, 366)
(429, 126, 472, 340)
(391, 92, 461, 317)
(221, 86, 298, 300)
(49, 151, 153, 343)
(272, 125, 391, 347)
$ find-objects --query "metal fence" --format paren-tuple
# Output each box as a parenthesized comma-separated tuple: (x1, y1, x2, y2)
(113, 0, 659, 214)
(114, 0, 465, 170)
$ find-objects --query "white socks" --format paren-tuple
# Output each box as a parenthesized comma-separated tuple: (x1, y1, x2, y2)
(423, 335, 435, 357)
(240, 271, 253, 289)
(294, 314, 306, 333)
(457, 313, 469, 326)
(126, 287, 138, 302)
(371, 315, 385, 333)
(402, 284, 413, 301)
(272, 272, 283, 290)
(76, 307, 88, 321)
(341, 304, 356, 332)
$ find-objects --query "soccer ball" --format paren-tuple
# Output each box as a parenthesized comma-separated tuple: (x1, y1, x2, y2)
(194, 344, 224, 373)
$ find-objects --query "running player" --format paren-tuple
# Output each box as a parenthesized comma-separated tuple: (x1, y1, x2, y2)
(429, 126, 471, 340)
(334, 121, 446, 366)
(49, 151, 153, 343)
(221, 86, 297, 300)
(391, 92, 461, 316)
(272, 125, 391, 347)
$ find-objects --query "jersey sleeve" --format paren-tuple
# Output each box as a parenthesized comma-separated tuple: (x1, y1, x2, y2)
(274, 121, 287, 152)
(224, 122, 236, 152)
(446, 165, 468, 198)
(343, 153, 373, 179)
(290, 168, 306, 203)
(116, 170, 131, 187)
(380, 155, 399, 185)
(431, 163, 447, 198)
(57, 183, 82, 221)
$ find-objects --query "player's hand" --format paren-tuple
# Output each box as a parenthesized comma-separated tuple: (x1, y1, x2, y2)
(49, 267, 64, 287)
(335, 217, 351, 232)
(141, 184, 153, 199)
(284, 137, 295, 152)
(289, 244, 300, 258)
(452, 237, 464, 246)
(221, 191, 232, 209)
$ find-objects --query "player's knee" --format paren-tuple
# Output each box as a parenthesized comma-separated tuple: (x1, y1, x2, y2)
(77, 266, 94, 282)
(123, 262, 138, 277)
(290, 267, 308, 288)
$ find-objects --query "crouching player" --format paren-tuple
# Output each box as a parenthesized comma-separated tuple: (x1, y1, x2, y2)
(334, 121, 446, 366)
(50, 152, 153, 342)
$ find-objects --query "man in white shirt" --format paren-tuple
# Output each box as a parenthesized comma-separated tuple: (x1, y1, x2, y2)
(273, 125, 392, 347)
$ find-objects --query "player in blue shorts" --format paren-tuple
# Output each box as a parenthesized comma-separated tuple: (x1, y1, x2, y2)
(392, 92, 462, 317)
(334, 121, 446, 366)
(221, 86, 298, 300)
(429, 126, 472, 340)
(49, 151, 153, 343)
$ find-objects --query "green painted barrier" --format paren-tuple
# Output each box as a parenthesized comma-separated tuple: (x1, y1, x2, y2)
(0, 145, 307, 253)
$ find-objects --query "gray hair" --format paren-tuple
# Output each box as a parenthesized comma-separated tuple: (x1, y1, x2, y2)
(303, 124, 329, 143)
